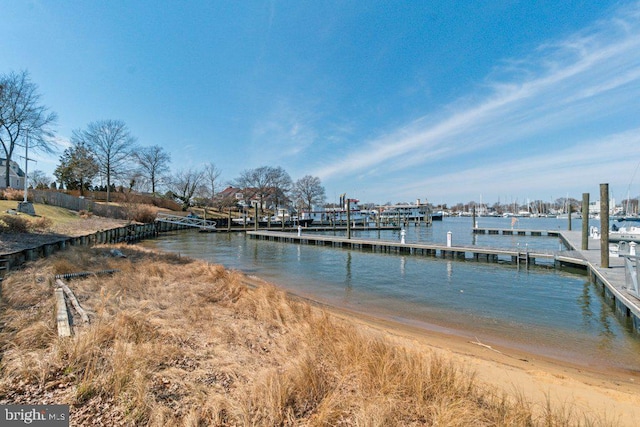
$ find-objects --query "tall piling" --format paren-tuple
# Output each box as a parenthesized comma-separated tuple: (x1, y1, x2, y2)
(600, 183, 610, 268)
(346, 198, 351, 239)
(582, 193, 589, 250)
(472, 206, 476, 229)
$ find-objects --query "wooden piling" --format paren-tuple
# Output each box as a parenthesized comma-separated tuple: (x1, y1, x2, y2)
(600, 183, 609, 268)
(582, 193, 589, 250)
(472, 206, 476, 230)
(346, 198, 351, 240)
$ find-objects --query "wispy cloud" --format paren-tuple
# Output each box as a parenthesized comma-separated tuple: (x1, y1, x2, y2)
(315, 3, 640, 202)
(389, 128, 640, 203)
(248, 98, 318, 166)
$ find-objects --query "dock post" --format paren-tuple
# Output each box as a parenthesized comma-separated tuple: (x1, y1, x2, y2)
(600, 183, 610, 268)
(567, 204, 572, 231)
(254, 206, 259, 231)
(472, 206, 476, 230)
(582, 193, 589, 250)
(346, 198, 351, 239)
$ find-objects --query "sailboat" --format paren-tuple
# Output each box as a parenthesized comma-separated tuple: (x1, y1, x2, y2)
(610, 217, 640, 243)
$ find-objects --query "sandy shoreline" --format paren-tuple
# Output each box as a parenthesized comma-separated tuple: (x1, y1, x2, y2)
(244, 274, 640, 425)
(327, 304, 640, 425)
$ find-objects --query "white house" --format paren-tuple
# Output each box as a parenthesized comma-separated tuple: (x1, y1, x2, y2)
(0, 158, 26, 189)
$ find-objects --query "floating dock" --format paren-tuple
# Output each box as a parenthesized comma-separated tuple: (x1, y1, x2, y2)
(246, 230, 558, 268)
(557, 230, 640, 332)
(473, 227, 560, 237)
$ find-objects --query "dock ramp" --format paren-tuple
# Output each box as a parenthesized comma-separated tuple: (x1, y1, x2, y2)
(156, 212, 217, 231)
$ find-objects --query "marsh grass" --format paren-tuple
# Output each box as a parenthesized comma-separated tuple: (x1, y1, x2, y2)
(0, 245, 613, 426)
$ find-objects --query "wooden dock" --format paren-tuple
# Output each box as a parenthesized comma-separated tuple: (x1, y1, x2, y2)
(557, 230, 640, 332)
(247, 229, 640, 334)
(473, 227, 560, 237)
(247, 230, 557, 267)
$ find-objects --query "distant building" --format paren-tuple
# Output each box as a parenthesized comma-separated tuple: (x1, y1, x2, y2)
(217, 186, 290, 210)
(218, 186, 246, 206)
(0, 158, 25, 189)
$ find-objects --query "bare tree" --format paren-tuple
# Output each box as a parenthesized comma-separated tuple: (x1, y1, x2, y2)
(267, 166, 292, 212)
(0, 70, 58, 188)
(203, 162, 221, 205)
(233, 166, 276, 217)
(133, 145, 171, 195)
(28, 169, 51, 189)
(75, 120, 137, 202)
(169, 168, 204, 211)
(292, 175, 326, 212)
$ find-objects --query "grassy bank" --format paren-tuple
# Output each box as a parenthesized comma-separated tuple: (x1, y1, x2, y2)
(0, 200, 80, 225)
(0, 245, 611, 426)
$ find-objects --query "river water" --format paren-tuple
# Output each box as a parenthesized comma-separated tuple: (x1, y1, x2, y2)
(138, 216, 640, 372)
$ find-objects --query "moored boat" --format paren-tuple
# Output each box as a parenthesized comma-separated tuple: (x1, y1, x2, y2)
(609, 217, 640, 242)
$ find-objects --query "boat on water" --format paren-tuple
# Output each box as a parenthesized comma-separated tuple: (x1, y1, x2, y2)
(609, 217, 640, 243)
(302, 198, 375, 226)
(432, 211, 444, 221)
(378, 200, 432, 223)
(263, 208, 314, 227)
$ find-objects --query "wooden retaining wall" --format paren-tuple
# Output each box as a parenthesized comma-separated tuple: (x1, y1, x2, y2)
(0, 221, 189, 279)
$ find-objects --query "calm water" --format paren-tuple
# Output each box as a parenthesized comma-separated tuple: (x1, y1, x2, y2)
(139, 216, 640, 372)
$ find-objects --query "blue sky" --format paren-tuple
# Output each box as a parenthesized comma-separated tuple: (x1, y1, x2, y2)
(3, 1, 640, 206)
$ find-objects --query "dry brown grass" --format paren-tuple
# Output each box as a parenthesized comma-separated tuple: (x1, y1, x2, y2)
(1, 188, 24, 201)
(0, 213, 52, 233)
(0, 245, 612, 426)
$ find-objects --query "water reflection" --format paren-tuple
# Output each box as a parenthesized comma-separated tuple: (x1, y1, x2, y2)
(345, 252, 353, 293)
(598, 295, 615, 350)
(578, 281, 593, 326)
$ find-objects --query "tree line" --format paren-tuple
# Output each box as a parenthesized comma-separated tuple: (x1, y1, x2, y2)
(0, 70, 326, 214)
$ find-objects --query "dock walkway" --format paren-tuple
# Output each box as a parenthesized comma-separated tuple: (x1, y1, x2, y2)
(558, 230, 640, 331)
(247, 230, 557, 267)
(473, 227, 560, 237)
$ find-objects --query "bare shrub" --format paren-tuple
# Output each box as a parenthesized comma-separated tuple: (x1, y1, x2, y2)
(129, 204, 157, 224)
(28, 216, 53, 231)
(2, 188, 24, 201)
(0, 214, 30, 232)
